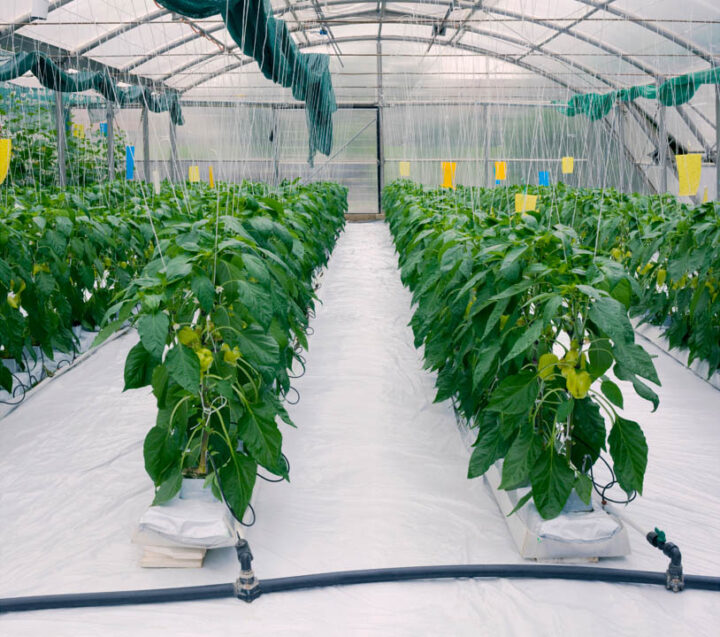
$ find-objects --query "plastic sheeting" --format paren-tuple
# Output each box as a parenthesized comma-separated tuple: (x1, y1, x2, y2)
(1, 222, 719, 636)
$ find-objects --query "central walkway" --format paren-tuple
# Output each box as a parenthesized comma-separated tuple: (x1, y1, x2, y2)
(252, 222, 505, 574)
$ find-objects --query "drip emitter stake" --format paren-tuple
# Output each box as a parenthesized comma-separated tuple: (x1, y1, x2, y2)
(647, 528, 684, 592)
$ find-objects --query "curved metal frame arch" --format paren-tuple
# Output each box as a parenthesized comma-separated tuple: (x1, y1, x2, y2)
(179, 33, 584, 94)
(157, 5, 708, 152)
(88, 1, 709, 149)
(73, 9, 169, 57)
(278, 0, 716, 64)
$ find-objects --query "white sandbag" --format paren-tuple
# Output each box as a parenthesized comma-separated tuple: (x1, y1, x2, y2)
(137, 497, 236, 549)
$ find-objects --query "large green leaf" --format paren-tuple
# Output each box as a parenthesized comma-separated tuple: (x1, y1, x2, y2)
(191, 275, 215, 313)
(608, 416, 648, 495)
(152, 464, 182, 505)
(499, 424, 540, 490)
(502, 320, 542, 364)
(144, 424, 182, 483)
(600, 378, 624, 408)
(123, 341, 159, 390)
(472, 343, 501, 390)
(165, 344, 201, 393)
(588, 338, 613, 379)
(467, 413, 507, 479)
(487, 371, 539, 415)
(570, 397, 607, 472)
(588, 296, 634, 345)
(137, 312, 169, 359)
(530, 446, 576, 519)
(237, 403, 285, 476)
(612, 341, 660, 385)
(217, 454, 258, 520)
(0, 365, 13, 393)
(236, 327, 280, 369)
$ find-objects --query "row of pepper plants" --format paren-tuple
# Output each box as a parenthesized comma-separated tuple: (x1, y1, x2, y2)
(0, 181, 155, 393)
(458, 184, 720, 377)
(93, 180, 347, 518)
(384, 180, 661, 519)
(2, 179, 348, 518)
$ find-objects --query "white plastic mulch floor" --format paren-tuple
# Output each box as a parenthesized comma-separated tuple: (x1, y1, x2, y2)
(1, 222, 719, 636)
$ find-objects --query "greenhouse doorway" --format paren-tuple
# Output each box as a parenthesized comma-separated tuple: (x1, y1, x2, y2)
(275, 106, 381, 216)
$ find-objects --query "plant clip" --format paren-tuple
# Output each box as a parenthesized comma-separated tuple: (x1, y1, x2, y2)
(234, 537, 262, 602)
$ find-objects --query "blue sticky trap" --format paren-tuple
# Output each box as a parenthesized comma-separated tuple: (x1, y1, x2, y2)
(125, 145, 135, 180)
(495, 180, 501, 185)
(539, 171, 550, 186)
(99, 122, 108, 136)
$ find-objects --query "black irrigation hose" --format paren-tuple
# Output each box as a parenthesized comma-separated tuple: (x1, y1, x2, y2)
(0, 584, 235, 613)
(2, 564, 719, 614)
(259, 565, 720, 594)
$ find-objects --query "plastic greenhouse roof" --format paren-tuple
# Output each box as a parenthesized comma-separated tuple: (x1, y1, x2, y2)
(0, 1, 718, 148)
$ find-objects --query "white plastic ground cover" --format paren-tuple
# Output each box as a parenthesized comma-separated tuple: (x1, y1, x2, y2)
(632, 319, 720, 391)
(1, 223, 719, 636)
(0, 326, 105, 420)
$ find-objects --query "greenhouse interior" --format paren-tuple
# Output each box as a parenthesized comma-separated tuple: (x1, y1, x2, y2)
(0, 0, 719, 634)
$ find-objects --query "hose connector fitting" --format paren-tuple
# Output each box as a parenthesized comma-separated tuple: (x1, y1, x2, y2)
(234, 538, 261, 602)
(647, 528, 684, 592)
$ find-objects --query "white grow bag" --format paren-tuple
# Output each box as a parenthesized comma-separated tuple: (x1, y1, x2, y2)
(454, 415, 630, 561)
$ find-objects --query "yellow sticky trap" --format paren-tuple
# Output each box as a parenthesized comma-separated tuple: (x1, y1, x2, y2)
(702, 186, 709, 203)
(188, 165, 200, 183)
(561, 156, 574, 174)
(675, 154, 702, 197)
(208, 165, 215, 189)
(0, 138, 11, 185)
(399, 161, 410, 178)
(515, 193, 538, 212)
(441, 162, 456, 188)
(495, 161, 507, 181)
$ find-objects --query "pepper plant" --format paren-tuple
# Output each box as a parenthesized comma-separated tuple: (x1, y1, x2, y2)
(454, 183, 720, 377)
(384, 181, 660, 519)
(96, 181, 346, 516)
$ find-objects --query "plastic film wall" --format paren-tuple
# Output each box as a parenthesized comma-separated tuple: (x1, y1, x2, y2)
(381, 103, 649, 193)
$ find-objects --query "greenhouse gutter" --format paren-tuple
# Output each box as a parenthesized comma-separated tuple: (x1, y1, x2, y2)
(2, 563, 719, 613)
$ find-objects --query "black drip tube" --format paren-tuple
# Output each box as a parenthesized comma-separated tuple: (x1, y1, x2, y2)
(1, 584, 235, 613)
(2, 564, 719, 614)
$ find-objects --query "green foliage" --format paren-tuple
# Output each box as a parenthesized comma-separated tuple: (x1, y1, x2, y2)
(384, 180, 660, 519)
(0, 90, 125, 187)
(96, 180, 347, 517)
(0, 181, 155, 364)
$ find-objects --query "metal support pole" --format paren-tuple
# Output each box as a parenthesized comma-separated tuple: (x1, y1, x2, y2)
(657, 98, 668, 194)
(271, 106, 279, 186)
(716, 84, 720, 201)
(616, 102, 625, 193)
(169, 115, 179, 182)
(376, 36, 384, 215)
(107, 100, 115, 181)
(141, 104, 150, 182)
(54, 90, 66, 188)
(376, 107, 383, 215)
(484, 104, 491, 187)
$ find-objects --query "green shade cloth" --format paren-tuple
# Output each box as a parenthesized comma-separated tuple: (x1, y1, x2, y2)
(157, 0, 336, 164)
(0, 51, 184, 125)
(558, 67, 720, 120)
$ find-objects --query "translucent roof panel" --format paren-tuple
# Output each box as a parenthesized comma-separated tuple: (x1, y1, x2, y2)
(0, 0, 716, 108)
